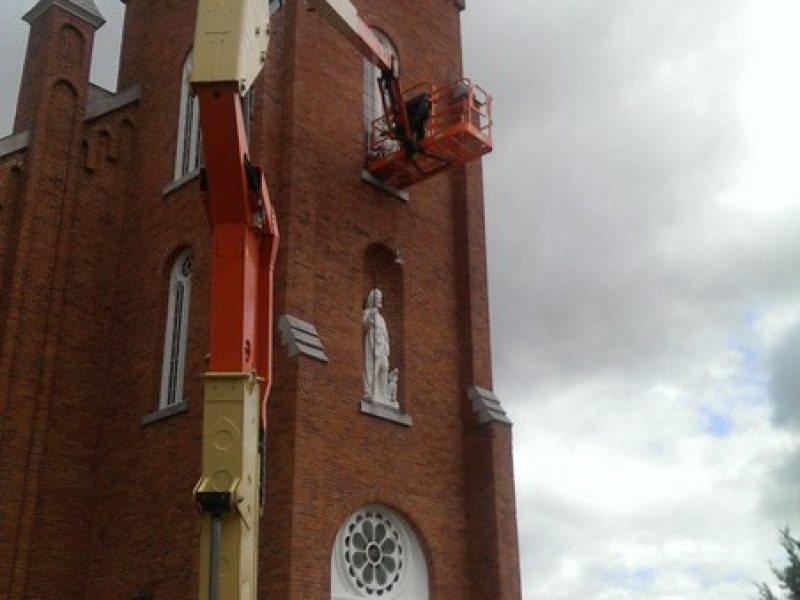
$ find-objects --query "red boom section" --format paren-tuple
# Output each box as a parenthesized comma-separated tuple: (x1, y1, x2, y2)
(196, 84, 279, 425)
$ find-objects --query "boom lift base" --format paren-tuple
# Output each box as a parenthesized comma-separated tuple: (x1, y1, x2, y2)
(195, 372, 261, 600)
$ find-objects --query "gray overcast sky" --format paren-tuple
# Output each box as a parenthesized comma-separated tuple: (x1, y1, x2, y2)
(4, 1, 800, 598)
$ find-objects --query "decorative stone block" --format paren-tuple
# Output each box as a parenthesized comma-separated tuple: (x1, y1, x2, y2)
(278, 314, 329, 362)
(468, 385, 512, 426)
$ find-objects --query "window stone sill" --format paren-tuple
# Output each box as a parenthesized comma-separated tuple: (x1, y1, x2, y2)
(141, 401, 188, 426)
(361, 169, 409, 202)
(162, 169, 201, 196)
(360, 400, 412, 426)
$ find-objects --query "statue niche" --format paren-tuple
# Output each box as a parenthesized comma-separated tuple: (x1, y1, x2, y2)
(362, 288, 399, 407)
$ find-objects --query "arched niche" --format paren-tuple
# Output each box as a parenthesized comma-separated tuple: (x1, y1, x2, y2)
(363, 242, 405, 407)
(59, 24, 85, 68)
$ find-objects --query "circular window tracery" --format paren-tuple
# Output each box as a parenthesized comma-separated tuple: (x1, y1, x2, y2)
(332, 505, 428, 600)
(180, 252, 193, 277)
(344, 510, 403, 595)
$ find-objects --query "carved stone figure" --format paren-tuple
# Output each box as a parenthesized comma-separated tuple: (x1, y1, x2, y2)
(363, 288, 397, 406)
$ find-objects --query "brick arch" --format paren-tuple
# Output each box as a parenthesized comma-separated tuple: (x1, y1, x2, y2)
(0, 160, 26, 391)
(58, 24, 85, 70)
(43, 80, 79, 168)
(1, 161, 25, 201)
(118, 119, 136, 163)
(50, 77, 79, 95)
(326, 496, 436, 573)
(161, 243, 195, 279)
(362, 25, 401, 65)
(95, 127, 115, 163)
(82, 126, 114, 171)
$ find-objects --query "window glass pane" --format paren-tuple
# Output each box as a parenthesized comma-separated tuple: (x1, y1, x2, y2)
(159, 249, 193, 409)
(175, 53, 202, 180)
(363, 30, 398, 148)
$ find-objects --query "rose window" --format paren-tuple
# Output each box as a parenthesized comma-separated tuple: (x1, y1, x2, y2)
(343, 510, 403, 595)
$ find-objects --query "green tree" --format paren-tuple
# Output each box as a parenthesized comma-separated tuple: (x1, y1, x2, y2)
(759, 528, 800, 600)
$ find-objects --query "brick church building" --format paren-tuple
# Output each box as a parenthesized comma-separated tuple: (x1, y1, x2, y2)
(0, 0, 521, 597)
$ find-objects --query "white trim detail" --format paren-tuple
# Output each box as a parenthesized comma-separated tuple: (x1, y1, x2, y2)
(23, 0, 106, 28)
(159, 248, 193, 409)
(332, 505, 428, 600)
(174, 52, 201, 181)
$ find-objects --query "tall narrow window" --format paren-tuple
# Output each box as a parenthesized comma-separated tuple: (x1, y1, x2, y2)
(160, 249, 193, 409)
(363, 29, 398, 148)
(174, 52, 201, 180)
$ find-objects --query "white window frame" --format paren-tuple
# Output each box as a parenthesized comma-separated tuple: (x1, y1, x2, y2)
(159, 248, 193, 409)
(363, 29, 398, 148)
(174, 51, 201, 180)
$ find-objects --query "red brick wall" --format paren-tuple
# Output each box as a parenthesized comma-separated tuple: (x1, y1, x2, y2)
(0, 5, 144, 597)
(1, 0, 521, 597)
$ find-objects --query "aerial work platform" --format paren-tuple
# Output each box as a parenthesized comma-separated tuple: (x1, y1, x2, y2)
(366, 78, 493, 190)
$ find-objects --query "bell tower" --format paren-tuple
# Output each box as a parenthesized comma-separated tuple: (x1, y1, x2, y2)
(253, 1, 522, 598)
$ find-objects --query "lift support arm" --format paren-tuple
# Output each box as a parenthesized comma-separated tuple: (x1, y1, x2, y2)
(190, 1, 275, 599)
(306, 0, 414, 153)
(189, 1, 417, 598)
(305, 0, 393, 70)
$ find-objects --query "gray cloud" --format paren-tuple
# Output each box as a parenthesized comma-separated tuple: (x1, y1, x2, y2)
(465, 1, 800, 597)
(466, 1, 763, 391)
(770, 322, 800, 429)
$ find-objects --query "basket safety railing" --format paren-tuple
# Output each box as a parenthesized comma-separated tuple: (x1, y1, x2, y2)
(368, 78, 493, 163)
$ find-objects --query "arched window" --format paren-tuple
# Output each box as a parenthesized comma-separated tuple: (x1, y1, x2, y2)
(362, 29, 398, 148)
(174, 51, 201, 180)
(159, 248, 193, 409)
(331, 505, 428, 599)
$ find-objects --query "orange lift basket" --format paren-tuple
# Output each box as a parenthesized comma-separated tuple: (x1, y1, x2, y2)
(366, 78, 493, 190)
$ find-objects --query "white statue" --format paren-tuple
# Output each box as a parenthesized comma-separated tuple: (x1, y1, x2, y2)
(363, 288, 397, 407)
